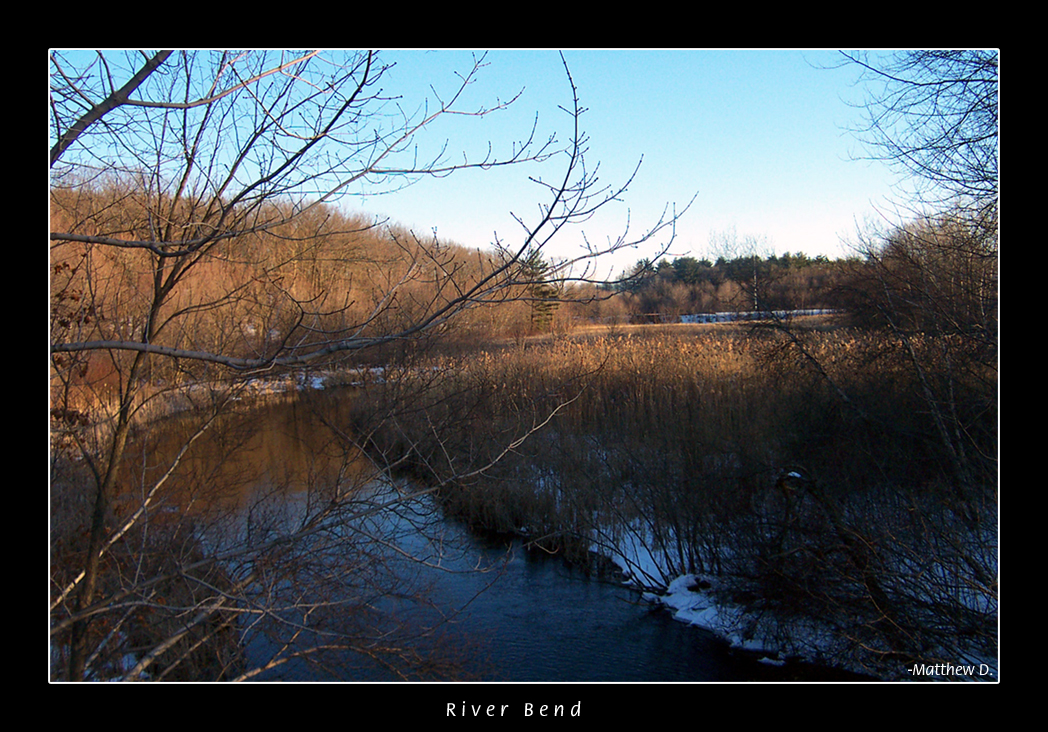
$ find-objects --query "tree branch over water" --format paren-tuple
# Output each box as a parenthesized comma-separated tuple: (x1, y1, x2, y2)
(49, 49, 683, 681)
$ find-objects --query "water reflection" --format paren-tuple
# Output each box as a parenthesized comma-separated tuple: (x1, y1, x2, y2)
(127, 391, 873, 682)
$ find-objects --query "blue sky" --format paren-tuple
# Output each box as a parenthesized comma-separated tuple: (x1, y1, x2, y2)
(353, 49, 902, 277)
(52, 49, 903, 277)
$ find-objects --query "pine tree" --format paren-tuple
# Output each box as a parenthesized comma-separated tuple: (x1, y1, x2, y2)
(521, 248, 559, 332)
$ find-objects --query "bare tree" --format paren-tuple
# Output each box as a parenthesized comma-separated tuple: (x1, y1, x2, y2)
(49, 49, 683, 681)
(839, 50, 998, 506)
(732, 50, 1000, 674)
(841, 49, 999, 223)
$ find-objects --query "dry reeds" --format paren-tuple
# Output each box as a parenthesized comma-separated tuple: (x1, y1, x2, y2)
(359, 320, 996, 677)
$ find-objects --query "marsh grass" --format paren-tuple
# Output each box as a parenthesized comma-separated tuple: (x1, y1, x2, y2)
(362, 319, 997, 677)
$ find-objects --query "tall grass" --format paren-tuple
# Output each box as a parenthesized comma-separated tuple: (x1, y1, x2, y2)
(360, 320, 997, 678)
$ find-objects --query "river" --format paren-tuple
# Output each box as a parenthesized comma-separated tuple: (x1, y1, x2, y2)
(136, 390, 874, 682)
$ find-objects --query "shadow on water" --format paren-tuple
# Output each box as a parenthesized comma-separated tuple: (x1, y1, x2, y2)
(388, 528, 878, 683)
(138, 393, 877, 682)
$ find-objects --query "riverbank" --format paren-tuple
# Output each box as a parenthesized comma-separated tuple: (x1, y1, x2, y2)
(53, 316, 995, 682)
(360, 323, 997, 681)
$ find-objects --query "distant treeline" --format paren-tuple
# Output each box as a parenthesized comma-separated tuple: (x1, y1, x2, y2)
(51, 180, 995, 354)
(606, 252, 854, 319)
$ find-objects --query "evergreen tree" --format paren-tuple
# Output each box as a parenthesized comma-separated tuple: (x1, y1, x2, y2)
(521, 248, 560, 332)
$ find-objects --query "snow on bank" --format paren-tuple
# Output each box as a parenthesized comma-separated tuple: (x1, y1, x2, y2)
(594, 537, 998, 681)
(591, 533, 781, 655)
(654, 575, 764, 650)
(592, 527, 856, 673)
(596, 538, 869, 672)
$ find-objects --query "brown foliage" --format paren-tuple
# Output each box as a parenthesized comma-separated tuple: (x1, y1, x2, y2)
(369, 320, 996, 676)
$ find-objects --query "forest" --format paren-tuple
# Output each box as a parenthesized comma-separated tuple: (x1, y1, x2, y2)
(49, 50, 997, 682)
